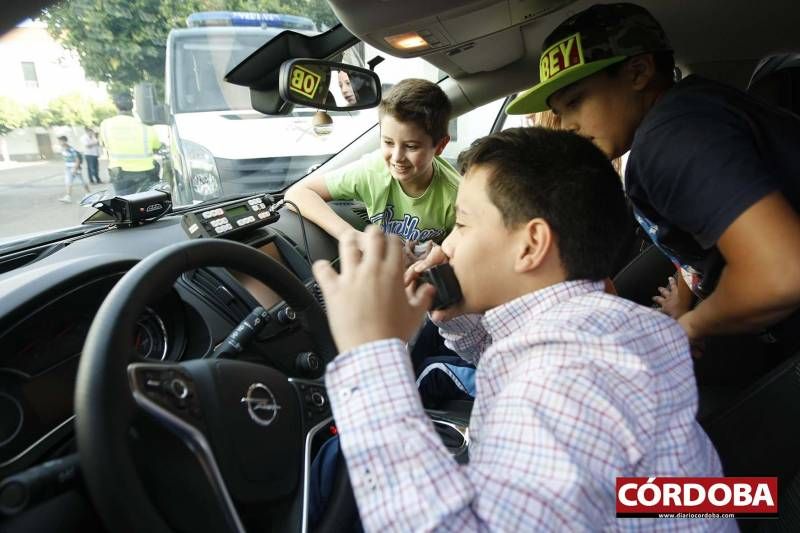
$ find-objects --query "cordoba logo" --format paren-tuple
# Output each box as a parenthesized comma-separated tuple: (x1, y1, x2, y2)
(616, 477, 778, 518)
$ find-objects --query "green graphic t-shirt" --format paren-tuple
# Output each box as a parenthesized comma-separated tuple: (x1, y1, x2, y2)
(326, 151, 460, 243)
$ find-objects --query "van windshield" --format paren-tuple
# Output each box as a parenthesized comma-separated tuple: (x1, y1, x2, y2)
(173, 32, 279, 113)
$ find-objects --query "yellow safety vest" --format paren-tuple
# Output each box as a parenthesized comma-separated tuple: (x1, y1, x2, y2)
(100, 115, 160, 172)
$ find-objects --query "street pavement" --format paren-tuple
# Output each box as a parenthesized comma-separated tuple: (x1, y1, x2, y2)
(0, 160, 112, 242)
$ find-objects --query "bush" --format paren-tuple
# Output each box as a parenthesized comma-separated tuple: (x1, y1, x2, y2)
(46, 93, 96, 127)
(0, 97, 30, 136)
(0, 94, 115, 135)
(91, 100, 117, 125)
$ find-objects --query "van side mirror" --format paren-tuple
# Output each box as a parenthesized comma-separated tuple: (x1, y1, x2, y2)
(278, 59, 381, 111)
(134, 82, 167, 125)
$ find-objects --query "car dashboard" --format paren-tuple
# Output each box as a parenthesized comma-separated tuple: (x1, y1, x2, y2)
(0, 198, 368, 478)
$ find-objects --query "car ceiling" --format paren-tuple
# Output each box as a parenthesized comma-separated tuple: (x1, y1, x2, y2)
(331, 0, 800, 109)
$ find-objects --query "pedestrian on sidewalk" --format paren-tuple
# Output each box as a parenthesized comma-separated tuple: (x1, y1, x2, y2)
(81, 127, 102, 184)
(58, 136, 89, 203)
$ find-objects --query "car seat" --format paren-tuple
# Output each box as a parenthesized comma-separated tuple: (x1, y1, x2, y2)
(700, 53, 800, 532)
(748, 53, 800, 114)
(612, 242, 673, 307)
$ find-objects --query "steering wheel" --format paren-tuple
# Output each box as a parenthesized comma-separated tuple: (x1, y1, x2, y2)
(75, 239, 355, 532)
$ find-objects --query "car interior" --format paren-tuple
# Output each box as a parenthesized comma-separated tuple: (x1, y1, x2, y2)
(1, 0, 800, 532)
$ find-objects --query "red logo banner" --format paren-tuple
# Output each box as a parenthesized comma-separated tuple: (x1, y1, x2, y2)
(616, 477, 778, 518)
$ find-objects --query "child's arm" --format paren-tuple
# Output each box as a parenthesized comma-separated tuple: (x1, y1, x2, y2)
(284, 174, 359, 239)
(680, 191, 800, 339)
(652, 273, 693, 319)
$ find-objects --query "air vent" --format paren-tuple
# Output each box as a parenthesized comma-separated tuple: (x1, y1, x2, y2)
(0, 251, 43, 274)
(183, 268, 250, 323)
(0, 243, 69, 275)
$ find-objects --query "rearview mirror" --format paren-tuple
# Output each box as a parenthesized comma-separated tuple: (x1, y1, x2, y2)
(278, 59, 381, 111)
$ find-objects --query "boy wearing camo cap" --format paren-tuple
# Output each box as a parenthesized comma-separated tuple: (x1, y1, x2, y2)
(508, 3, 800, 358)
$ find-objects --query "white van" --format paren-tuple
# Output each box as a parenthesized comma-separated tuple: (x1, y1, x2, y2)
(159, 12, 377, 204)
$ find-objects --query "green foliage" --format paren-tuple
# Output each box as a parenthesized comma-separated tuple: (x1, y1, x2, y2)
(41, 0, 339, 96)
(0, 97, 30, 136)
(42, 0, 170, 96)
(0, 94, 120, 132)
(92, 101, 118, 125)
(46, 93, 96, 127)
(280, 0, 338, 29)
(26, 106, 54, 128)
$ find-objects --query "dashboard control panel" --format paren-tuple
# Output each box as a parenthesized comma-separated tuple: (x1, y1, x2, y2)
(182, 195, 280, 239)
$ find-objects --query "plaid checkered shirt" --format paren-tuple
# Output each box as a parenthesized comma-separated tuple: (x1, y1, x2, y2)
(325, 280, 737, 532)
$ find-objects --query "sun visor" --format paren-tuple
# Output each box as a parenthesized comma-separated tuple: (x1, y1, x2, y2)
(225, 24, 358, 115)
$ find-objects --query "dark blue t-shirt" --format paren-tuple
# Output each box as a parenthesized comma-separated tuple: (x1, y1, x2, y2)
(625, 75, 800, 298)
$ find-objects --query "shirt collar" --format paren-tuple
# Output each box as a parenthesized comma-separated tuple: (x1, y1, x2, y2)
(481, 280, 606, 339)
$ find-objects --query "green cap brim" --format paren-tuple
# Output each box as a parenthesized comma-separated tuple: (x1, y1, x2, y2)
(506, 56, 627, 115)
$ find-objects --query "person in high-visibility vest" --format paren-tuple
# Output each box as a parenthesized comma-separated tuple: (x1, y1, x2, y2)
(100, 92, 161, 195)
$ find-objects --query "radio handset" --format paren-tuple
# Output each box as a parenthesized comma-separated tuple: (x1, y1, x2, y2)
(418, 263, 463, 310)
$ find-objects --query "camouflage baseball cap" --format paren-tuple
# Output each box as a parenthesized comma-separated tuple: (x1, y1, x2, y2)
(506, 3, 671, 115)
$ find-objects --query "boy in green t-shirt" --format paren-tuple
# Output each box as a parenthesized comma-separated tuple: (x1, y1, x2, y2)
(285, 78, 460, 260)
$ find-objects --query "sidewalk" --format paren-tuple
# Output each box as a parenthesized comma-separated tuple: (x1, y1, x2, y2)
(0, 160, 49, 174)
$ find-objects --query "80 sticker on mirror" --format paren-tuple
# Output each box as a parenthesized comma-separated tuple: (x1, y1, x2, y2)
(289, 65, 323, 100)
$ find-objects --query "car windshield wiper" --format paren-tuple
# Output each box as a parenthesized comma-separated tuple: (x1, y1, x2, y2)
(0, 225, 114, 256)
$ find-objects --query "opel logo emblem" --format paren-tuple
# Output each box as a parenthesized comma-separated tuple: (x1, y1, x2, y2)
(240, 383, 281, 427)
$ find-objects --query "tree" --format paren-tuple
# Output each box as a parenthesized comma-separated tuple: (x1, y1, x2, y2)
(41, 0, 339, 96)
(91, 101, 117, 125)
(26, 105, 55, 128)
(0, 97, 30, 136)
(46, 93, 96, 127)
(42, 0, 172, 96)
(281, 0, 338, 29)
(27, 94, 116, 128)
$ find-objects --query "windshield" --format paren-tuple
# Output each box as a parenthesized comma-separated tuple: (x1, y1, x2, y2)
(173, 31, 285, 113)
(0, 0, 450, 246)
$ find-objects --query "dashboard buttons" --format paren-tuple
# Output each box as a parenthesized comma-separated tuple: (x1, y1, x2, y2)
(246, 199, 267, 211)
(294, 382, 330, 425)
(276, 306, 296, 325)
(169, 378, 189, 400)
(182, 195, 279, 239)
(310, 391, 326, 408)
(134, 367, 202, 425)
